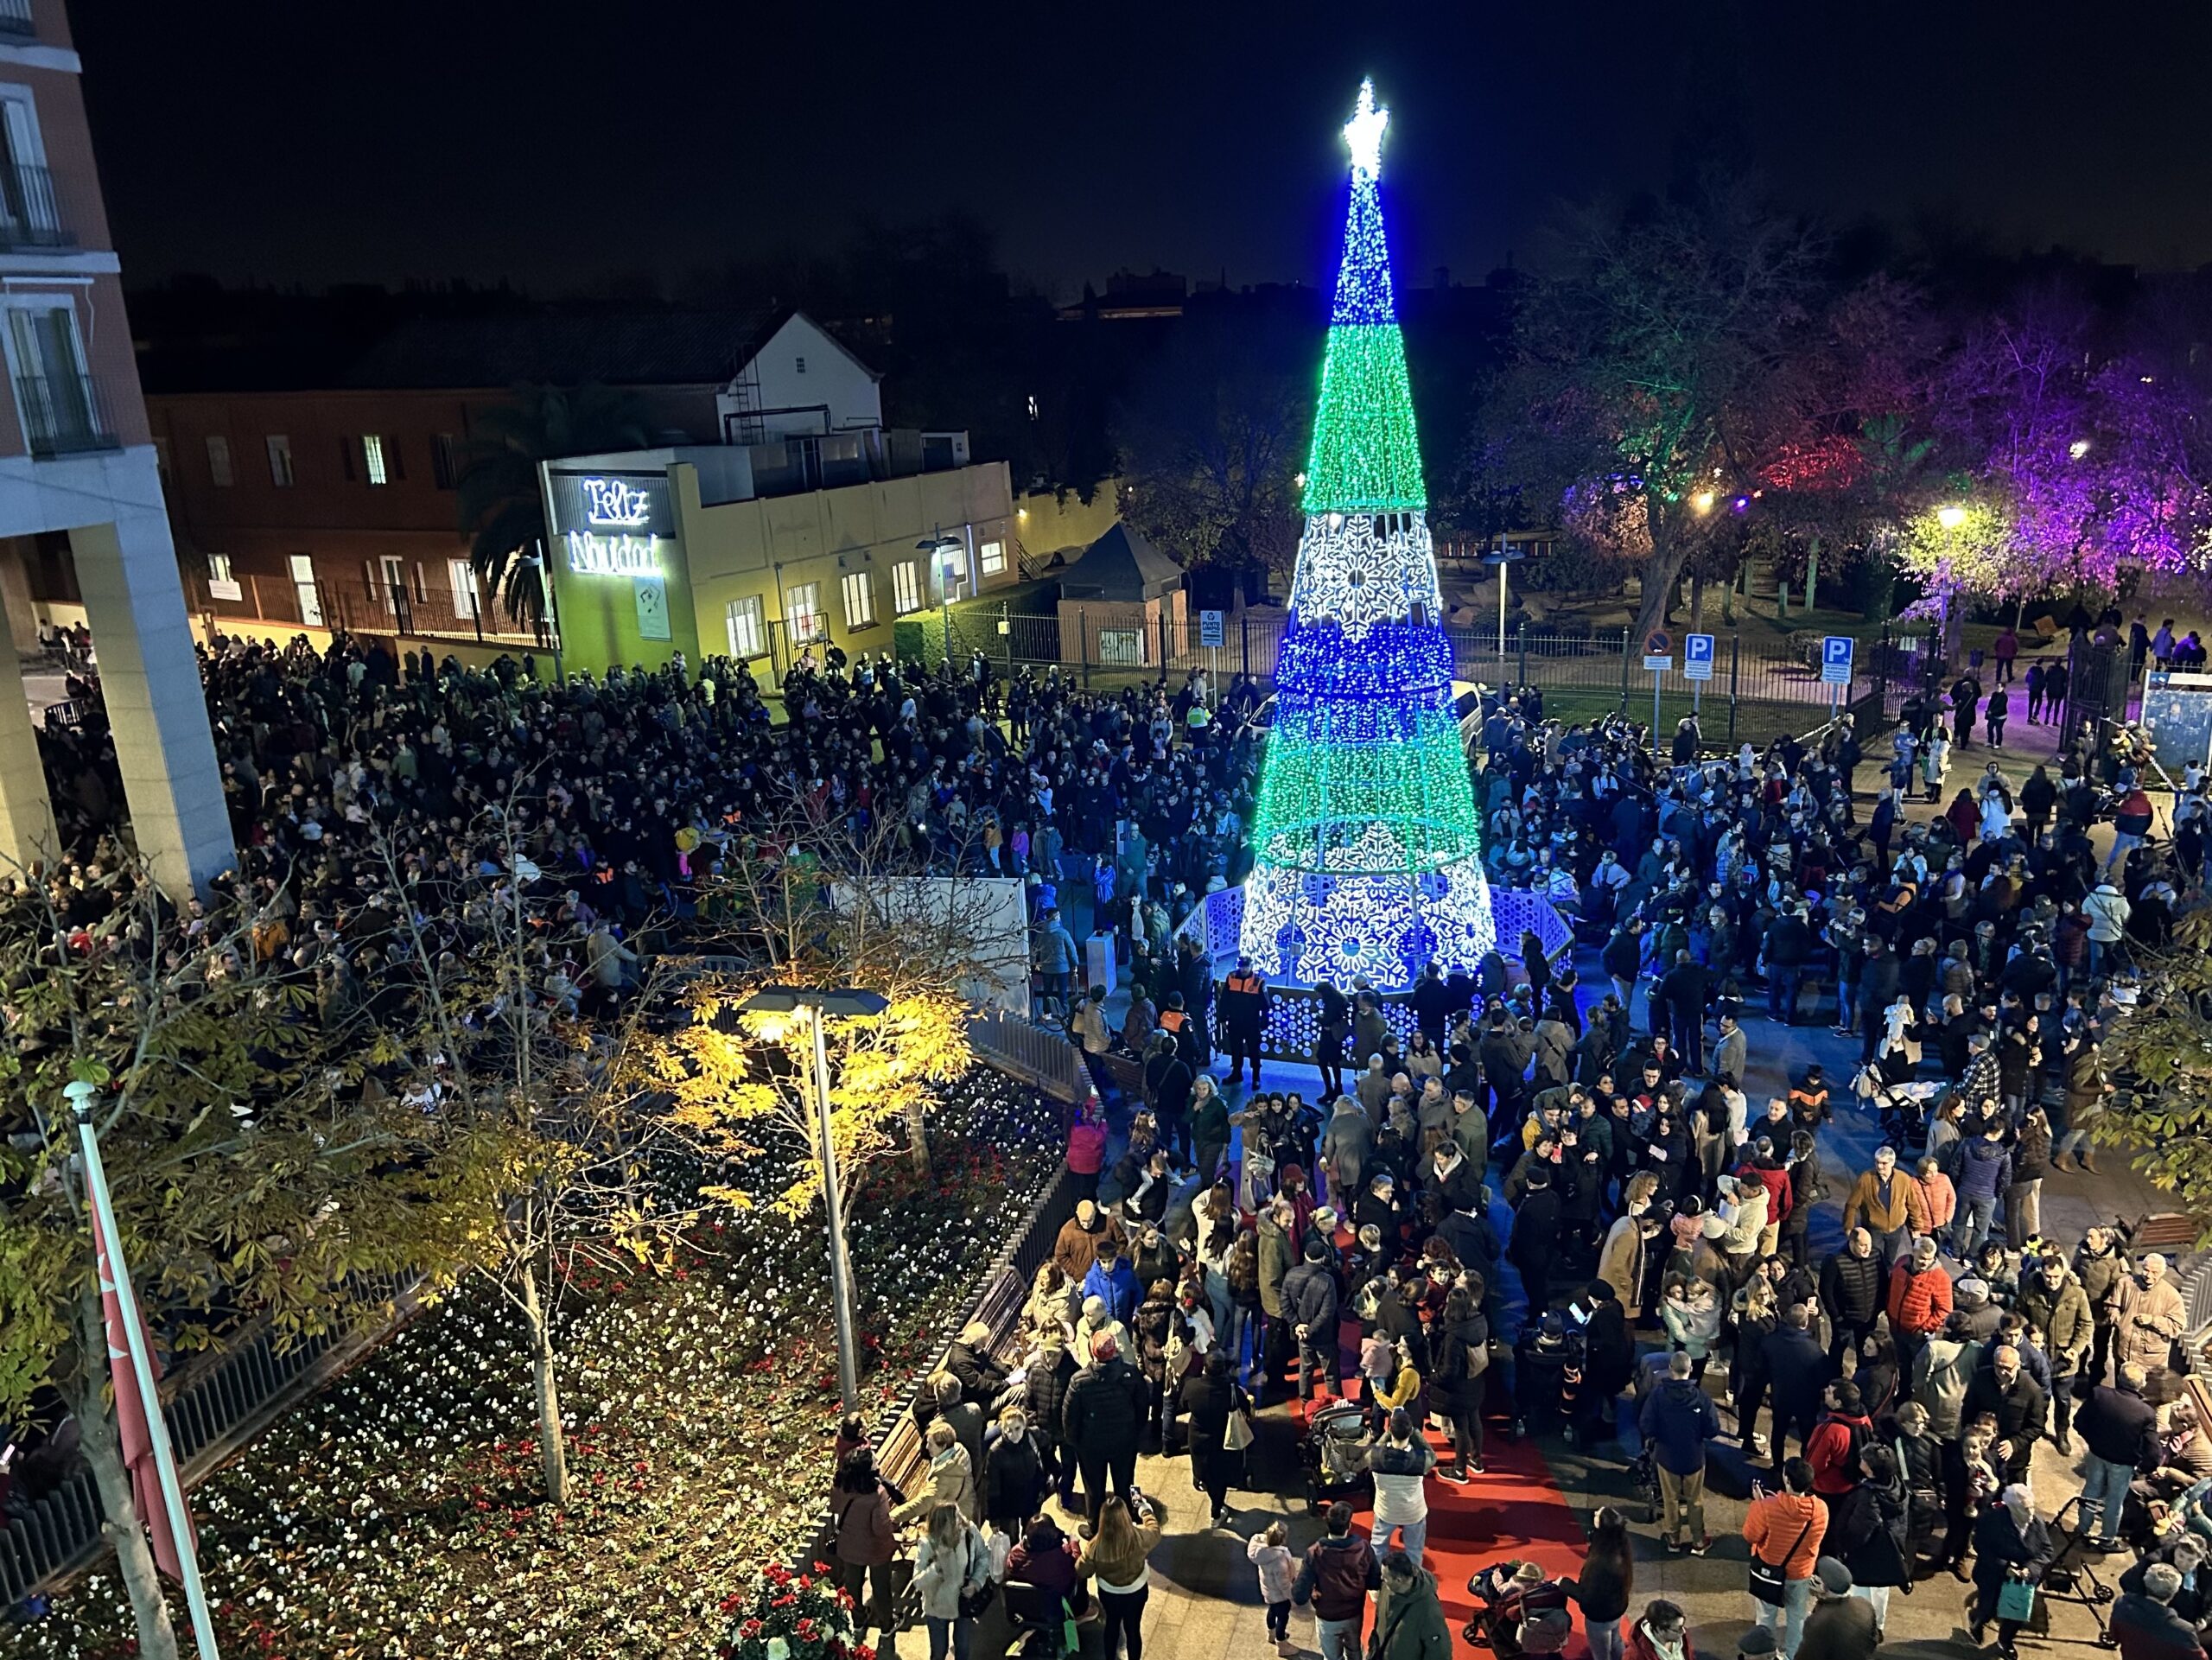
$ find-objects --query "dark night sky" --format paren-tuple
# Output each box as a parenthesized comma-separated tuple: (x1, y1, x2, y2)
(69, 1, 2212, 298)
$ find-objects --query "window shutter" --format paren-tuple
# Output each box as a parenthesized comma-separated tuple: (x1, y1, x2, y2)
(340, 436, 355, 481)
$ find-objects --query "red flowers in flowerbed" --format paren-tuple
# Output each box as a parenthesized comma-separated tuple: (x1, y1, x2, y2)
(721, 1563, 874, 1660)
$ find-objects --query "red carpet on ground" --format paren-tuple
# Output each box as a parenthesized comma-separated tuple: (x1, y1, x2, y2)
(1300, 1393, 1595, 1657)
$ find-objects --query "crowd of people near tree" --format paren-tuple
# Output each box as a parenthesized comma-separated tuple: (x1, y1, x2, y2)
(823, 666, 2212, 1660)
(0, 627, 1277, 1605)
(15, 621, 2212, 1660)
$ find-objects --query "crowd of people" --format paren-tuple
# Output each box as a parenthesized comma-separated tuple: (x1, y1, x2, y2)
(822, 664, 2212, 1660)
(14, 620, 2212, 1660)
(16, 629, 1271, 1028)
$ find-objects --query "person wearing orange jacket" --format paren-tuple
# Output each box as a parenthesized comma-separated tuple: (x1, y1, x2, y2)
(1745, 1458, 1830, 1657)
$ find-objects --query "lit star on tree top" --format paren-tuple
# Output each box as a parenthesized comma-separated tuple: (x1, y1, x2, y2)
(1344, 79, 1389, 182)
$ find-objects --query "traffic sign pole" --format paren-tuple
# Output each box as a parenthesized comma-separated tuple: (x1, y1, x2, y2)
(1640, 628, 1675, 755)
(1682, 633, 1715, 728)
(1820, 634, 1856, 731)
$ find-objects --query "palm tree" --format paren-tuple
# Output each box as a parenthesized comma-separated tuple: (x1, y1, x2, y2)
(458, 384, 653, 623)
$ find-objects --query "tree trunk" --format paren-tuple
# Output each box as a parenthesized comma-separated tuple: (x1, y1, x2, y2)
(73, 1287, 181, 1660)
(518, 1263, 568, 1504)
(1629, 522, 1691, 648)
(905, 1097, 933, 1182)
(1690, 569, 1707, 631)
(1804, 537, 1821, 614)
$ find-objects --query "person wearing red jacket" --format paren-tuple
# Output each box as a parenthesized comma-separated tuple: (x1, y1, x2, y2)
(1736, 1143, 1793, 1236)
(1887, 1237, 1955, 1371)
(1804, 1379, 1875, 1504)
(1066, 1093, 1108, 1205)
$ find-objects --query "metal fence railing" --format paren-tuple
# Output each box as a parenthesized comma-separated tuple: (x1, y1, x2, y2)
(1165, 880, 1573, 1059)
(14, 371, 118, 458)
(797, 1159, 1077, 1581)
(0, 1273, 416, 1608)
(0, 165, 71, 251)
(969, 1009, 1088, 1101)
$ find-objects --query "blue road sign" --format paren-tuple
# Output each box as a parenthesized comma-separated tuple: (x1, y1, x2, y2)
(1683, 633, 1715, 682)
(1821, 635, 1855, 685)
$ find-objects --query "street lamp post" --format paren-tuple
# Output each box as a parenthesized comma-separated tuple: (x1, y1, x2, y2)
(65, 1081, 223, 1660)
(740, 985, 888, 1415)
(918, 533, 966, 674)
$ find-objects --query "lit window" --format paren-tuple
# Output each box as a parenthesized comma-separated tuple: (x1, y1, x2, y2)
(204, 553, 241, 601)
(892, 559, 923, 615)
(980, 539, 1006, 575)
(206, 434, 233, 487)
(431, 433, 459, 490)
(265, 434, 293, 487)
(362, 434, 388, 486)
(207, 553, 232, 584)
(448, 558, 479, 619)
(725, 595, 766, 658)
(841, 569, 875, 629)
(785, 581, 825, 643)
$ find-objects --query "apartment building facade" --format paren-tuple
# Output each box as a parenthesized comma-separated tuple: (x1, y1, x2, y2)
(0, 0, 229, 894)
(138, 309, 906, 654)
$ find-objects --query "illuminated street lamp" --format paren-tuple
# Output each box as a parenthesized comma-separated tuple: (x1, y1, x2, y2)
(1936, 504, 1967, 530)
(1690, 490, 1717, 514)
(918, 533, 967, 671)
(740, 984, 888, 1414)
(2069, 439, 2092, 460)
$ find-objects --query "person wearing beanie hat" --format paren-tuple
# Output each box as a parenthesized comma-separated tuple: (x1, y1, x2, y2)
(1282, 1231, 1344, 1401)
(1796, 1556, 1877, 1660)
(1734, 1625, 1778, 1660)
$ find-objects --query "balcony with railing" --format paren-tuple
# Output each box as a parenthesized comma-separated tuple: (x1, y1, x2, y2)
(0, 0, 35, 38)
(0, 164, 73, 250)
(15, 370, 120, 457)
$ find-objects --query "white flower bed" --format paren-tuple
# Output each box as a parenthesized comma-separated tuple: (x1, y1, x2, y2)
(16, 1070, 1061, 1660)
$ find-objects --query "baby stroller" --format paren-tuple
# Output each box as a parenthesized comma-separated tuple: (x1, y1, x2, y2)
(1300, 1398, 1373, 1511)
(1856, 1067, 1942, 1149)
(1463, 1559, 1574, 1657)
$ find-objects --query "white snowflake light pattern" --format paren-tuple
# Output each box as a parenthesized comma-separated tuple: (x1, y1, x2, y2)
(1294, 872, 1418, 985)
(1287, 511, 1444, 641)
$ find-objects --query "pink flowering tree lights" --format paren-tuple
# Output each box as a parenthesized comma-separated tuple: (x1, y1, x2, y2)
(1898, 301, 2212, 631)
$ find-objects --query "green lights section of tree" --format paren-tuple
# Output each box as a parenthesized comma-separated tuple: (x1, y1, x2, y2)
(1300, 323, 1427, 515)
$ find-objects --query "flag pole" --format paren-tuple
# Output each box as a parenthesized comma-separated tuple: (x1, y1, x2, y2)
(67, 1082, 223, 1659)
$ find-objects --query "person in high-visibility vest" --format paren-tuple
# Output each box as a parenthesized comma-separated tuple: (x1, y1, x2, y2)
(1219, 954, 1272, 1090)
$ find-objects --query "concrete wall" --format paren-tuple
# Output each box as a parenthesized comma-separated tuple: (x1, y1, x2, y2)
(1017, 481, 1121, 563)
(542, 455, 1017, 678)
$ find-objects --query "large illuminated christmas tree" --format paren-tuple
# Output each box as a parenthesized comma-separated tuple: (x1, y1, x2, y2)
(1240, 80, 1495, 990)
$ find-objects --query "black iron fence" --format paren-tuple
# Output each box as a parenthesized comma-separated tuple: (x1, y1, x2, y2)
(0, 165, 71, 251)
(14, 372, 118, 458)
(1, 1272, 417, 1609)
